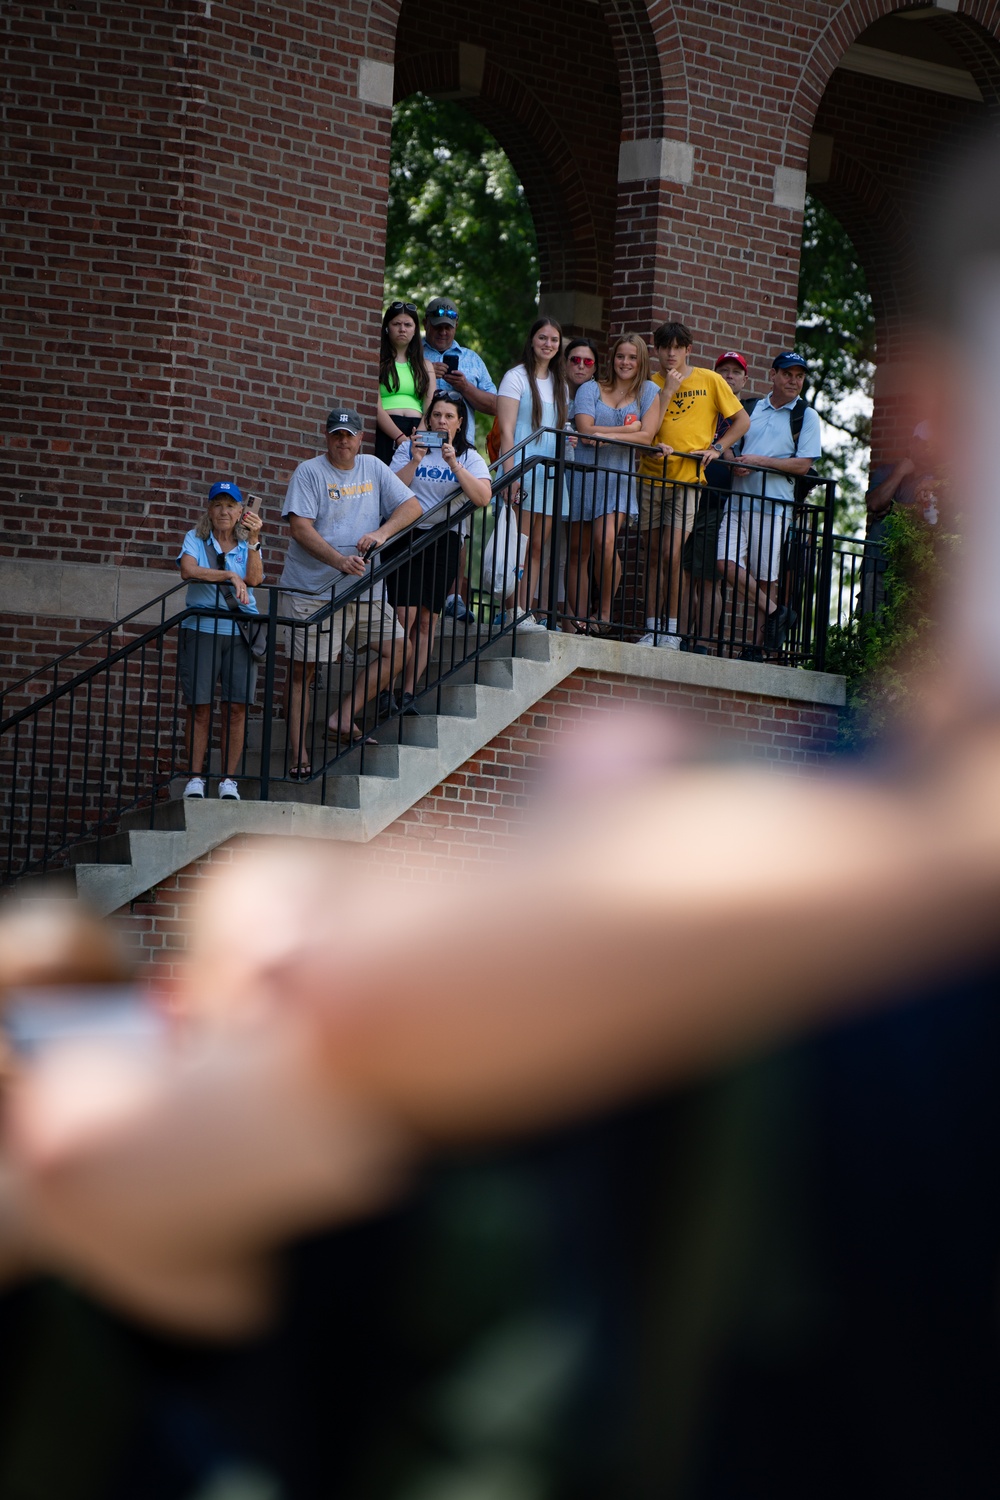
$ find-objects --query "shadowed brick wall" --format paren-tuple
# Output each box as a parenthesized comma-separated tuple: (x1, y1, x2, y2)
(111, 668, 840, 978)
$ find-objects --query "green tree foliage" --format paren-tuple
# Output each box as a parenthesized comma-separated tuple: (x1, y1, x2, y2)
(385, 94, 539, 391)
(797, 194, 876, 528)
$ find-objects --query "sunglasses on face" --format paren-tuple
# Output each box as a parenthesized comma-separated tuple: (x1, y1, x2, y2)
(387, 301, 418, 316)
(568, 355, 596, 367)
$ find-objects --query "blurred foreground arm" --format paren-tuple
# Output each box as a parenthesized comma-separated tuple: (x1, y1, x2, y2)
(4, 726, 1000, 1332)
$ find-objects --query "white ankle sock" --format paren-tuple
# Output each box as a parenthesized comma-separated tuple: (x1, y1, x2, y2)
(645, 617, 658, 631)
(666, 617, 678, 635)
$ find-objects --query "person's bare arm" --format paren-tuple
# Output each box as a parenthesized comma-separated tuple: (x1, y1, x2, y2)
(445, 371, 497, 418)
(288, 513, 366, 578)
(711, 407, 750, 458)
(735, 453, 815, 477)
(574, 401, 660, 447)
(867, 458, 915, 519)
(356, 496, 422, 556)
(497, 394, 519, 475)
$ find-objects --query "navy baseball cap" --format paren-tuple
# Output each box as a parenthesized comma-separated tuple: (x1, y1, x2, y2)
(426, 297, 459, 325)
(208, 480, 244, 505)
(771, 350, 808, 371)
(326, 407, 363, 434)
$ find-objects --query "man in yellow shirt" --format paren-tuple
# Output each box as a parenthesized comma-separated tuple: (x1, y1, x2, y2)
(637, 323, 749, 648)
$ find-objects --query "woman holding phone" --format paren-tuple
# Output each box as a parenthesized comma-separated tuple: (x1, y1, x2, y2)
(176, 481, 264, 801)
(496, 317, 569, 629)
(376, 301, 436, 464)
(385, 392, 491, 711)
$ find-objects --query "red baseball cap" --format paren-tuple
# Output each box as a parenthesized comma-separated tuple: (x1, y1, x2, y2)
(715, 351, 747, 372)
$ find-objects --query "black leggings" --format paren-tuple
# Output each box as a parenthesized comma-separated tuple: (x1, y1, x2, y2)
(375, 412, 422, 465)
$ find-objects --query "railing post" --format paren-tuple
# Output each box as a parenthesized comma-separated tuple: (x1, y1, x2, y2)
(258, 587, 279, 800)
(548, 425, 566, 629)
(814, 479, 837, 672)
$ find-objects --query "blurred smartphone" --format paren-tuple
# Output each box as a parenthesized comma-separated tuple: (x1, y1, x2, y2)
(245, 493, 263, 515)
(3, 984, 165, 1060)
(443, 353, 460, 374)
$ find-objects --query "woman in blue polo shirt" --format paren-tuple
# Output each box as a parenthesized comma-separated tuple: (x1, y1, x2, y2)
(176, 481, 263, 801)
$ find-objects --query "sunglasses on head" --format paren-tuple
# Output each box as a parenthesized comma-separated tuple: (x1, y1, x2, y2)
(386, 301, 418, 317)
(568, 355, 596, 367)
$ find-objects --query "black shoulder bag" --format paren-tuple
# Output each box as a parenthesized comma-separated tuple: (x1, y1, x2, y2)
(211, 547, 268, 659)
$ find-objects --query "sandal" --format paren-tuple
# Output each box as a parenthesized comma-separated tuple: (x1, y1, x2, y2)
(329, 720, 378, 747)
(289, 762, 312, 781)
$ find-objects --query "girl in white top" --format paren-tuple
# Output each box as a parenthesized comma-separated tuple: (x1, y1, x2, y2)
(496, 318, 569, 628)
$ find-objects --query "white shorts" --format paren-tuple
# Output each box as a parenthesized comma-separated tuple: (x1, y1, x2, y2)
(717, 498, 786, 583)
(280, 590, 404, 664)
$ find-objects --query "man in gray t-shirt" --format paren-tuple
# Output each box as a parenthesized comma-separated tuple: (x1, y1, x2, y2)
(279, 407, 421, 772)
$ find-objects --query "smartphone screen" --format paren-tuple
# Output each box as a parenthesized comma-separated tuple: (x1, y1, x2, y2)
(3, 984, 165, 1059)
(443, 353, 460, 373)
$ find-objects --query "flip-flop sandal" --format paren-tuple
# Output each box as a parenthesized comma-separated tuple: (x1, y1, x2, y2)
(289, 763, 312, 780)
(330, 723, 378, 747)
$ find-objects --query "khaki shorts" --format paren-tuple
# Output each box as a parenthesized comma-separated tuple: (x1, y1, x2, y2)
(281, 590, 404, 664)
(638, 478, 701, 537)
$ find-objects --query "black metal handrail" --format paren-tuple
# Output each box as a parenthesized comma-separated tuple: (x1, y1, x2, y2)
(0, 428, 844, 884)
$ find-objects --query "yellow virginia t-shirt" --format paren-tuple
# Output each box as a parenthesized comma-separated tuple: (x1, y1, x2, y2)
(638, 367, 743, 486)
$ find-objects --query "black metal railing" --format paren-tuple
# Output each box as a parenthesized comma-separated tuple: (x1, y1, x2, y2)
(0, 428, 849, 883)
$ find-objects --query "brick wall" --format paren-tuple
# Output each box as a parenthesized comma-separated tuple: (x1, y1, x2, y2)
(2, 0, 397, 568)
(111, 667, 840, 977)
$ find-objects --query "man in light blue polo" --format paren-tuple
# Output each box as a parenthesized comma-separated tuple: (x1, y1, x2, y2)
(422, 296, 497, 444)
(422, 296, 497, 618)
(717, 350, 822, 654)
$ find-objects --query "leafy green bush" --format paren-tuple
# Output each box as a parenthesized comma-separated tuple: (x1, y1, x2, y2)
(826, 506, 957, 749)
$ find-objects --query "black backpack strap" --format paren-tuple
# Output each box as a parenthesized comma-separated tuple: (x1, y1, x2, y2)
(789, 398, 807, 451)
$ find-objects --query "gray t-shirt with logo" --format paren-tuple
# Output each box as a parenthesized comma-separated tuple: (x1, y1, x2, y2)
(278, 452, 414, 595)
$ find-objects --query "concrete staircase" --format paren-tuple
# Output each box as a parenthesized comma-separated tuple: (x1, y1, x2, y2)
(65, 632, 566, 915)
(44, 630, 844, 916)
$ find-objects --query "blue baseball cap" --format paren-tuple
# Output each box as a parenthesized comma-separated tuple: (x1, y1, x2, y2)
(208, 480, 244, 505)
(771, 350, 808, 371)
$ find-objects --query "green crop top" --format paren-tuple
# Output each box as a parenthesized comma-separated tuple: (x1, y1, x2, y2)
(380, 360, 423, 412)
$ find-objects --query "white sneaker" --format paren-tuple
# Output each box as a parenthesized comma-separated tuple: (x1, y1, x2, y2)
(184, 777, 205, 798)
(218, 778, 240, 800)
(513, 610, 548, 633)
(636, 630, 680, 649)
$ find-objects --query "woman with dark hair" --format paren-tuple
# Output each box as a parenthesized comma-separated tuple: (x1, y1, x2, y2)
(496, 317, 569, 629)
(562, 337, 600, 630)
(386, 391, 492, 711)
(375, 300, 436, 464)
(569, 332, 659, 633)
